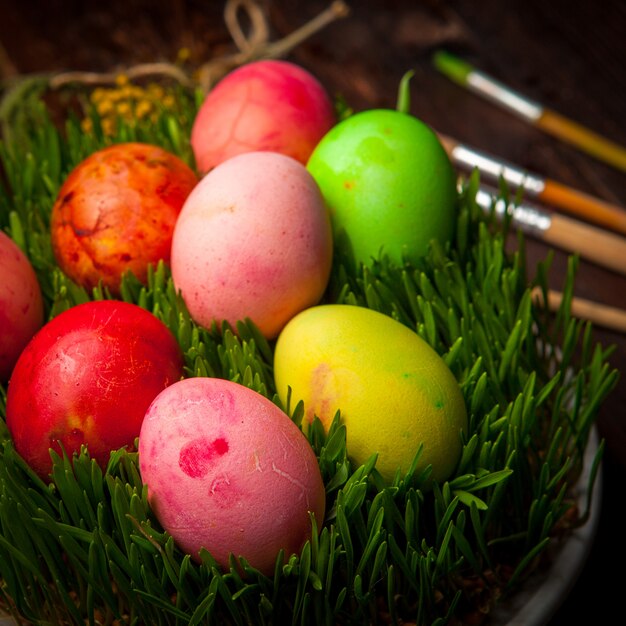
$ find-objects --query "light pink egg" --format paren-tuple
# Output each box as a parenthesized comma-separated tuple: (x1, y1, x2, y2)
(0, 231, 44, 381)
(138, 377, 326, 574)
(170, 151, 333, 339)
(190, 59, 336, 175)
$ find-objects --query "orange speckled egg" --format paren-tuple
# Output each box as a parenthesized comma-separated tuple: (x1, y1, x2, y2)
(50, 142, 197, 295)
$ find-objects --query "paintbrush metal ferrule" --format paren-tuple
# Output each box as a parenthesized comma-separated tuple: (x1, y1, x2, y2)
(433, 50, 543, 122)
(465, 71, 543, 122)
(443, 136, 626, 235)
(474, 187, 552, 235)
(448, 142, 546, 196)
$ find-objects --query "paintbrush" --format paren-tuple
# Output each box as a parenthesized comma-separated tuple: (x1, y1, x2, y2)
(433, 50, 626, 174)
(532, 287, 626, 334)
(438, 133, 626, 236)
(472, 183, 626, 276)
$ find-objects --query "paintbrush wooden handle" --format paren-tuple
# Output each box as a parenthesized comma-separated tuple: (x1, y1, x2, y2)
(474, 184, 626, 275)
(540, 180, 626, 236)
(538, 109, 626, 174)
(532, 288, 626, 334)
(543, 213, 626, 276)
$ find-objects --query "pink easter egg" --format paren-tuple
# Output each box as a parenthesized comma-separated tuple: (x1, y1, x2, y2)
(191, 59, 336, 175)
(170, 151, 333, 339)
(138, 377, 326, 574)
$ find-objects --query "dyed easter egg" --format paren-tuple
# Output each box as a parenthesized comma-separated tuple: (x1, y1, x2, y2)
(307, 109, 458, 267)
(138, 377, 325, 574)
(0, 231, 44, 381)
(50, 142, 197, 295)
(6, 300, 184, 479)
(273, 304, 467, 484)
(191, 59, 336, 174)
(170, 151, 333, 339)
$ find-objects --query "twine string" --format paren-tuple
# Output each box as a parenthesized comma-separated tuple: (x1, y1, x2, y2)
(224, 0, 270, 56)
(45, 0, 350, 93)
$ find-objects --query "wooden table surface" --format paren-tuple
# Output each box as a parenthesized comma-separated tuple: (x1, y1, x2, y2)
(1, 0, 624, 623)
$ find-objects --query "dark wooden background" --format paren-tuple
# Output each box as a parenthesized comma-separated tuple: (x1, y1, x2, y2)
(1, 1, 624, 623)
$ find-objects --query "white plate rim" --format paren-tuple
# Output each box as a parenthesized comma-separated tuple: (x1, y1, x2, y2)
(490, 426, 602, 626)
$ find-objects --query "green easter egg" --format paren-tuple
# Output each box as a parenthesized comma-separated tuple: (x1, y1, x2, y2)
(307, 109, 457, 267)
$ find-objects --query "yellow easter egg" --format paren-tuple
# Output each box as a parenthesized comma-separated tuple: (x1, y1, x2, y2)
(273, 304, 467, 484)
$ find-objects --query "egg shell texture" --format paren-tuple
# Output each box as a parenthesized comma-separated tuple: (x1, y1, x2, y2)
(138, 377, 326, 574)
(274, 304, 468, 484)
(306, 109, 458, 267)
(0, 231, 44, 381)
(6, 300, 184, 478)
(171, 151, 333, 339)
(191, 59, 336, 174)
(50, 142, 197, 294)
